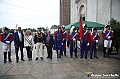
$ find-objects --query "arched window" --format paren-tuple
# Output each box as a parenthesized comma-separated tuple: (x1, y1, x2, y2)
(79, 5, 85, 15)
(78, 5, 86, 21)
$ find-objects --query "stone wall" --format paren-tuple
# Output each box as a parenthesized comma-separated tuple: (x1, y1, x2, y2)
(87, 0, 97, 22)
(97, 0, 111, 25)
(70, 0, 120, 25)
(111, 0, 120, 21)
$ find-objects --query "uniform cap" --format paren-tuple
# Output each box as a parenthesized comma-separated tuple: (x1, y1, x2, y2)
(70, 26, 75, 34)
(83, 24, 87, 28)
(37, 26, 41, 29)
(93, 27, 97, 30)
(4, 27, 10, 30)
(105, 25, 110, 28)
(61, 25, 65, 29)
(58, 26, 62, 29)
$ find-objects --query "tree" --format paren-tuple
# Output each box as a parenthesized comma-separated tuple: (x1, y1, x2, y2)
(109, 18, 120, 48)
(0, 28, 2, 33)
(46, 26, 49, 31)
(9, 29, 14, 34)
(50, 25, 58, 29)
(41, 27, 46, 31)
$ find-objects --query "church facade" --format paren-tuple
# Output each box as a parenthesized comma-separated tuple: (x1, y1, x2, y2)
(71, 0, 120, 25)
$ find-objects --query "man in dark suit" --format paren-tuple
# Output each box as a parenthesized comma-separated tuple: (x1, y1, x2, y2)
(44, 31, 53, 59)
(14, 27, 25, 63)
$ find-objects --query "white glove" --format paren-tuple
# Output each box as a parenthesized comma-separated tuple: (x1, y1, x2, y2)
(108, 36, 111, 39)
(96, 40, 98, 43)
(6, 41, 10, 44)
(34, 44, 36, 49)
(87, 43, 90, 46)
(73, 38, 76, 41)
(43, 44, 45, 46)
(62, 43, 63, 45)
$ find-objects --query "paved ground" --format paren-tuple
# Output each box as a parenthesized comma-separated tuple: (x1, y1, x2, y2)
(0, 44, 120, 79)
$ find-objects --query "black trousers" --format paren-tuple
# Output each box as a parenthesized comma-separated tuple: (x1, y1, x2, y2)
(46, 46, 52, 59)
(4, 51, 11, 62)
(61, 48, 66, 56)
(26, 46, 32, 59)
(56, 50, 62, 58)
(15, 44, 24, 60)
(67, 40, 70, 48)
(103, 47, 111, 57)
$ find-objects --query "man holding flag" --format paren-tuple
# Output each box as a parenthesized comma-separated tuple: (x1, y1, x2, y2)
(79, 15, 90, 59)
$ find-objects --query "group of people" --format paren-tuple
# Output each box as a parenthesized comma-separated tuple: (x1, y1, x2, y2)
(0, 24, 114, 63)
(0, 26, 53, 63)
(54, 24, 100, 59)
(53, 24, 114, 59)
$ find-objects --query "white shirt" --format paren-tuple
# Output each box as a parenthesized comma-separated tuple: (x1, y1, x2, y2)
(18, 32, 22, 41)
(24, 35, 34, 46)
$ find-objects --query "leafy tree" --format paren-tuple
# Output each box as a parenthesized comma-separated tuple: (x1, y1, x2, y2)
(0, 28, 2, 33)
(9, 29, 14, 33)
(41, 27, 46, 31)
(109, 18, 120, 48)
(50, 25, 58, 29)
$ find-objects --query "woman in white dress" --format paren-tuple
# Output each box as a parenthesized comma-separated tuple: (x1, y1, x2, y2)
(24, 30, 34, 60)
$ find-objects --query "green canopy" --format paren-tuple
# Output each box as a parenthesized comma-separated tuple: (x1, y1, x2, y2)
(65, 21, 105, 30)
(65, 22, 76, 30)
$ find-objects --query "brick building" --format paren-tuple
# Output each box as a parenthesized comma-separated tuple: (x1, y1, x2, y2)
(60, 0, 70, 26)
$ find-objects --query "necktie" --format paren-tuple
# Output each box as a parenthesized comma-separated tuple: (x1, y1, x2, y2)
(48, 36, 50, 41)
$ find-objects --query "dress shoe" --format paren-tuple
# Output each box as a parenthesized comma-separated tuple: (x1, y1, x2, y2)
(47, 57, 49, 58)
(95, 56, 99, 59)
(90, 57, 93, 59)
(4, 61, 6, 63)
(70, 55, 73, 58)
(21, 59, 25, 61)
(103, 55, 107, 58)
(16, 60, 19, 63)
(80, 56, 83, 58)
(36, 57, 38, 60)
(9, 60, 12, 62)
(57, 57, 61, 58)
(40, 57, 43, 60)
(75, 56, 78, 58)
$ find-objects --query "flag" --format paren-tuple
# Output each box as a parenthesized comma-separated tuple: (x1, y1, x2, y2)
(79, 15, 83, 40)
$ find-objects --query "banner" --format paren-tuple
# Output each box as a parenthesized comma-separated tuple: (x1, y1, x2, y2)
(79, 15, 83, 40)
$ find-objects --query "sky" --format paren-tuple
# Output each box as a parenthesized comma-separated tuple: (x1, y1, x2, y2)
(0, 0, 59, 29)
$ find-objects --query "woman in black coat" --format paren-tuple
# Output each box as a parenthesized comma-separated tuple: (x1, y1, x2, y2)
(44, 31, 54, 59)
